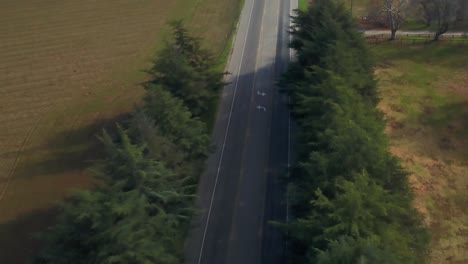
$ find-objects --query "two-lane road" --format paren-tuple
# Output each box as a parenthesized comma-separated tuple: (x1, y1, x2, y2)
(184, 0, 296, 263)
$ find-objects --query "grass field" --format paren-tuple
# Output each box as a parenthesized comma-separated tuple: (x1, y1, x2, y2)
(401, 19, 468, 31)
(372, 44, 468, 264)
(0, 0, 242, 262)
(298, 0, 308, 11)
(297, 1, 369, 16)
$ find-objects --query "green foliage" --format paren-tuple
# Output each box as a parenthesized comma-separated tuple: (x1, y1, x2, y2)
(33, 24, 215, 263)
(147, 21, 226, 117)
(284, 0, 430, 263)
(35, 129, 193, 264)
(289, 0, 377, 104)
(316, 235, 398, 264)
(140, 85, 210, 161)
(289, 173, 427, 263)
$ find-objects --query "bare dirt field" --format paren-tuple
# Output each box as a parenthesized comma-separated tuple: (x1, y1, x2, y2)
(0, 0, 241, 262)
(373, 44, 468, 264)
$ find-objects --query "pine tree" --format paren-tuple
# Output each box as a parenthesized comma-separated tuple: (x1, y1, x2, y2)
(35, 128, 196, 264)
(142, 85, 210, 161)
(284, 1, 429, 263)
(316, 235, 398, 264)
(147, 21, 226, 116)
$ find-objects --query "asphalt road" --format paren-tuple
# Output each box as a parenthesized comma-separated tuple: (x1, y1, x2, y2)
(184, 0, 297, 263)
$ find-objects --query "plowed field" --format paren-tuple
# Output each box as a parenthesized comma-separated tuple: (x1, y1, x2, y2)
(0, 0, 241, 262)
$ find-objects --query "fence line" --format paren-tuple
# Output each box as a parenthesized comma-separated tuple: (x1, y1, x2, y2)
(365, 33, 468, 46)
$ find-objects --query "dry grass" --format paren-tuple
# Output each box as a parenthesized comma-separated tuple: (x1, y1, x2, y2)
(350, 0, 370, 17)
(373, 44, 468, 264)
(0, 0, 242, 262)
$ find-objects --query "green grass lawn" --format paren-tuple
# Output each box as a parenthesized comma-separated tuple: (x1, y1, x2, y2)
(402, 19, 468, 31)
(298, 0, 369, 16)
(372, 44, 468, 264)
(298, 0, 308, 11)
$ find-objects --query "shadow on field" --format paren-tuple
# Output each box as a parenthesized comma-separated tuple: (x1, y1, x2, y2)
(0, 207, 58, 264)
(419, 101, 468, 156)
(421, 102, 468, 128)
(0, 114, 131, 263)
(13, 113, 131, 179)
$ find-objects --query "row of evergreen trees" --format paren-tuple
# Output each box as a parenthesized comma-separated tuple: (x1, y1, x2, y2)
(283, 1, 429, 263)
(33, 22, 223, 264)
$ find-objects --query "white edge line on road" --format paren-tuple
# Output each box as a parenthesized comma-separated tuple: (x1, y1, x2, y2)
(197, 1, 256, 263)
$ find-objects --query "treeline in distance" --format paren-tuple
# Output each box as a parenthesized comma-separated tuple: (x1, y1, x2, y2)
(283, 1, 430, 263)
(33, 21, 224, 264)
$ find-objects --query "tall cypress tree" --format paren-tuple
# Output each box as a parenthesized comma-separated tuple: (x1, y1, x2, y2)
(289, 0, 378, 104)
(34, 129, 192, 264)
(284, 1, 429, 263)
(141, 85, 210, 161)
(147, 21, 226, 116)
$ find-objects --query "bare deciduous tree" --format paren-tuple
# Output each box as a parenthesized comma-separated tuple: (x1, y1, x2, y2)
(419, 0, 436, 26)
(419, 0, 460, 40)
(382, 0, 409, 40)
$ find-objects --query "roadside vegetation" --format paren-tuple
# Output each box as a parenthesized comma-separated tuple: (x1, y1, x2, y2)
(0, 0, 241, 262)
(373, 44, 468, 264)
(283, 1, 429, 262)
(33, 23, 222, 263)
